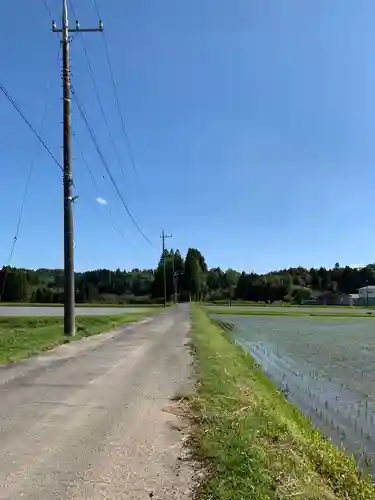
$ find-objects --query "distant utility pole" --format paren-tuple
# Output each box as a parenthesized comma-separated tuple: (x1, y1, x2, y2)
(161, 230, 172, 307)
(172, 253, 182, 304)
(52, 0, 103, 336)
(172, 254, 177, 304)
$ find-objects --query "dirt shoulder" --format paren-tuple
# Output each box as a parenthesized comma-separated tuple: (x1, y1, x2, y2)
(0, 305, 193, 499)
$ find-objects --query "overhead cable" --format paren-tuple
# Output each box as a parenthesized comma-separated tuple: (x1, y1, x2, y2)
(43, 0, 53, 18)
(68, 0, 128, 182)
(73, 133, 137, 245)
(0, 49, 61, 299)
(71, 85, 157, 248)
(91, 0, 142, 183)
(0, 83, 63, 173)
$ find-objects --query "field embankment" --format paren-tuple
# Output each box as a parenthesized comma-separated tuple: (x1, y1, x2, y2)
(189, 307, 375, 499)
(0, 310, 159, 364)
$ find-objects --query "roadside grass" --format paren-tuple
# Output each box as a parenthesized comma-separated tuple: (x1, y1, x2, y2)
(203, 301, 361, 308)
(205, 307, 375, 318)
(0, 310, 159, 364)
(189, 307, 375, 500)
(204, 302, 374, 310)
(0, 302, 162, 308)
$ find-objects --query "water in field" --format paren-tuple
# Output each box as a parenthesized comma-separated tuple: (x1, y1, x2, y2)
(214, 314, 375, 472)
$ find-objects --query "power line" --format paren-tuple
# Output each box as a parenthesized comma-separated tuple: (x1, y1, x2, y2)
(0, 49, 60, 300)
(73, 133, 136, 245)
(0, 83, 63, 173)
(45, 0, 155, 249)
(71, 85, 157, 248)
(68, 0, 128, 183)
(47, 0, 154, 248)
(0, 161, 33, 300)
(91, 0, 101, 18)
(91, 0, 142, 183)
(74, 134, 101, 193)
(43, 0, 53, 18)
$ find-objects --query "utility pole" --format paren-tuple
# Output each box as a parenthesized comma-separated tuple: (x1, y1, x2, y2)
(161, 230, 172, 307)
(172, 253, 177, 304)
(172, 253, 182, 304)
(52, 1, 103, 335)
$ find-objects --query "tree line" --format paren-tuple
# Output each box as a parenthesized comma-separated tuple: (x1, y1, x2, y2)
(0, 253, 373, 304)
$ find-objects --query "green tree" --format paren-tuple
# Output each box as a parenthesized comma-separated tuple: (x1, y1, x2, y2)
(293, 287, 312, 305)
(224, 269, 240, 304)
(151, 249, 179, 300)
(0, 268, 30, 302)
(184, 249, 204, 301)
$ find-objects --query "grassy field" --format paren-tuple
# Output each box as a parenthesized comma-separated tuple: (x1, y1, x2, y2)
(189, 307, 375, 500)
(0, 310, 158, 364)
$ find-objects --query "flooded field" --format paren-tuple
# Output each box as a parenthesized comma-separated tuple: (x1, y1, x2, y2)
(214, 314, 375, 471)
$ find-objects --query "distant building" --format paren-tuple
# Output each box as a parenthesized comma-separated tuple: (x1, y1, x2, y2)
(358, 285, 375, 306)
(349, 293, 361, 306)
(314, 292, 353, 306)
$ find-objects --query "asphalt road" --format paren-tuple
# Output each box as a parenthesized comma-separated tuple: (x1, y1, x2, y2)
(0, 305, 192, 499)
(0, 306, 150, 317)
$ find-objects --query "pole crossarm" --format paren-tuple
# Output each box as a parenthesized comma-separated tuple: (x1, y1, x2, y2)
(52, 20, 104, 33)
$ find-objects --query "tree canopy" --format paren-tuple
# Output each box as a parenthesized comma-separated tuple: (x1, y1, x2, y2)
(0, 252, 372, 304)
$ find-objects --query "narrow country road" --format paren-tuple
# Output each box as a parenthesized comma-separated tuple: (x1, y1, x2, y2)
(0, 306, 151, 316)
(0, 305, 193, 499)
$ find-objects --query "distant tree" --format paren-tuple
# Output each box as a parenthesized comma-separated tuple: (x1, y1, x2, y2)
(224, 269, 240, 304)
(206, 268, 223, 292)
(151, 249, 181, 300)
(236, 272, 248, 300)
(4, 250, 375, 306)
(293, 287, 312, 305)
(0, 268, 30, 302)
(184, 249, 204, 301)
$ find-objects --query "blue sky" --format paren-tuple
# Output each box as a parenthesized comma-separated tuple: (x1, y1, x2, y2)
(1, 0, 375, 273)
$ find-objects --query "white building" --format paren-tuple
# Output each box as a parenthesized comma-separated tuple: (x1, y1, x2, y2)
(358, 285, 375, 305)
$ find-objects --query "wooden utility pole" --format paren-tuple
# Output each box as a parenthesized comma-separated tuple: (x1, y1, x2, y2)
(52, 0, 103, 335)
(172, 254, 177, 304)
(161, 230, 172, 307)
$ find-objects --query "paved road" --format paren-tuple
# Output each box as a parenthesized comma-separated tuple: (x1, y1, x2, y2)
(0, 305, 192, 499)
(0, 306, 150, 317)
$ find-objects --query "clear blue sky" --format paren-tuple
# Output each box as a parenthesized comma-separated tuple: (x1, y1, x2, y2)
(1, 0, 375, 273)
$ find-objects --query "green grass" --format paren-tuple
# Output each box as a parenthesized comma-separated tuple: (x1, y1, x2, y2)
(0, 302, 161, 308)
(0, 310, 159, 364)
(204, 302, 372, 310)
(205, 307, 375, 318)
(189, 307, 375, 500)
(203, 301, 347, 307)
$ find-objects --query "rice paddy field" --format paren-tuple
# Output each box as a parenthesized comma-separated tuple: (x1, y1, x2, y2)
(210, 312, 375, 473)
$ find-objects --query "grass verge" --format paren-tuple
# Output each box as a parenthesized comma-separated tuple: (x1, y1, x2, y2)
(0, 310, 159, 364)
(189, 307, 375, 499)
(0, 302, 162, 308)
